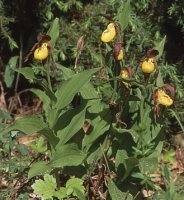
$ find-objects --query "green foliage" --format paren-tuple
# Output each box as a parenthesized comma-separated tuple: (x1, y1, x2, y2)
(32, 174, 57, 199)
(117, 0, 131, 32)
(108, 179, 133, 200)
(49, 143, 86, 168)
(0, 0, 184, 199)
(32, 174, 85, 200)
(4, 56, 18, 87)
(29, 136, 47, 153)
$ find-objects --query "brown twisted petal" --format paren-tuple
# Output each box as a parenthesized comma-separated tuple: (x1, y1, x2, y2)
(146, 49, 159, 58)
(37, 33, 51, 44)
(113, 42, 123, 60)
(126, 65, 134, 78)
(162, 84, 175, 99)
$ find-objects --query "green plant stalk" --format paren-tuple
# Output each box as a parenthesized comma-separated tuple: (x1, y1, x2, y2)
(100, 143, 110, 173)
(53, 168, 61, 189)
(45, 60, 53, 92)
(15, 34, 23, 95)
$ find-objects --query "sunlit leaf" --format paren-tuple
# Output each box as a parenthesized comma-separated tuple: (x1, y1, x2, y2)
(28, 161, 52, 179)
(32, 174, 56, 199)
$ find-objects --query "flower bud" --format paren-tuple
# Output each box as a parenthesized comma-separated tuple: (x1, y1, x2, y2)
(113, 42, 124, 61)
(141, 58, 155, 74)
(120, 66, 134, 88)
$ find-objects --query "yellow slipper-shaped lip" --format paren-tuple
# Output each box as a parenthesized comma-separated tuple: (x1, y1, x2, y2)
(101, 23, 116, 43)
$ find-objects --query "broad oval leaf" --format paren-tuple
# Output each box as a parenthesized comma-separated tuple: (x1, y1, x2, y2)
(1, 116, 47, 136)
(55, 68, 100, 111)
(49, 143, 86, 168)
(28, 161, 52, 179)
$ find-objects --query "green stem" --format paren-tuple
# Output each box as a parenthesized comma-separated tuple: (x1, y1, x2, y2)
(15, 34, 23, 95)
(46, 61, 52, 92)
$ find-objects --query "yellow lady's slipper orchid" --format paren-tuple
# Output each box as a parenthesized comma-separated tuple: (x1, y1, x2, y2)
(34, 43, 49, 61)
(117, 49, 124, 60)
(101, 23, 116, 43)
(157, 89, 173, 106)
(141, 58, 155, 74)
(121, 69, 129, 88)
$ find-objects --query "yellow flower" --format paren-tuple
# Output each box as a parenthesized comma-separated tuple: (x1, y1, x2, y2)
(101, 23, 116, 43)
(157, 89, 173, 106)
(117, 49, 124, 60)
(141, 58, 155, 74)
(34, 43, 49, 61)
(121, 69, 129, 88)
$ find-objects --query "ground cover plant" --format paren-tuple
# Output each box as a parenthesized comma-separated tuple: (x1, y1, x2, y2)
(0, 0, 184, 200)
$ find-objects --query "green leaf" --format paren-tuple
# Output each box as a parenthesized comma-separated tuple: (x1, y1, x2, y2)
(66, 178, 85, 197)
(0, 110, 12, 121)
(139, 157, 158, 174)
(47, 18, 60, 48)
(47, 109, 59, 129)
(4, 56, 18, 87)
(1, 116, 47, 136)
(72, 188, 85, 200)
(87, 99, 105, 113)
(17, 143, 29, 156)
(54, 187, 68, 199)
(14, 67, 37, 81)
(28, 161, 52, 179)
(108, 179, 133, 200)
(156, 71, 164, 87)
(57, 64, 75, 80)
(30, 136, 47, 153)
(32, 174, 56, 199)
(39, 128, 59, 148)
(49, 143, 86, 168)
(29, 88, 51, 112)
(56, 107, 86, 145)
(117, 0, 131, 32)
(80, 82, 99, 99)
(55, 68, 100, 111)
(168, 109, 184, 132)
(82, 114, 110, 152)
(154, 35, 166, 59)
(113, 125, 139, 143)
(122, 157, 139, 181)
(115, 149, 128, 170)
